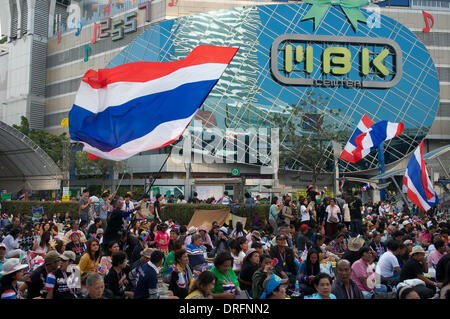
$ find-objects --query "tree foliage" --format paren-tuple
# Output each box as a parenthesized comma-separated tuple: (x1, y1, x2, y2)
(272, 91, 350, 186)
(12, 116, 70, 168)
(73, 150, 126, 191)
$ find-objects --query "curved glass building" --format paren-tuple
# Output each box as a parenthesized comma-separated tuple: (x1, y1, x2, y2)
(108, 3, 440, 174)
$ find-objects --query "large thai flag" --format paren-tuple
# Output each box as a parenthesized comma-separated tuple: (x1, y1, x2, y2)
(402, 141, 439, 211)
(68, 45, 238, 161)
(340, 114, 404, 163)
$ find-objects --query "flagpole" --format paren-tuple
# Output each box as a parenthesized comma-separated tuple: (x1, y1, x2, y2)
(378, 143, 386, 201)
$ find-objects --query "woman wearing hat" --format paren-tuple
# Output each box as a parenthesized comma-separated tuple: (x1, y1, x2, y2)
(0, 258, 28, 299)
(238, 248, 260, 295)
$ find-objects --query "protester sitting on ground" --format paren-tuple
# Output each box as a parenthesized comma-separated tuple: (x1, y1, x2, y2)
(99, 241, 119, 276)
(2, 228, 21, 255)
(260, 273, 287, 299)
(309, 273, 336, 299)
(296, 224, 312, 254)
(252, 254, 283, 299)
(369, 231, 385, 261)
(231, 222, 246, 239)
(0, 258, 28, 299)
(186, 270, 215, 299)
(399, 245, 439, 299)
(32, 228, 50, 254)
(270, 234, 297, 289)
(397, 285, 421, 299)
(184, 226, 197, 247)
(128, 248, 153, 288)
(21, 251, 61, 299)
(351, 246, 387, 299)
(65, 232, 86, 264)
(331, 259, 364, 299)
(238, 248, 259, 295)
(186, 234, 209, 272)
(87, 218, 103, 239)
(134, 250, 178, 299)
(63, 222, 87, 245)
(376, 240, 402, 288)
(297, 250, 320, 296)
(104, 251, 133, 299)
(162, 237, 185, 279)
(229, 238, 246, 274)
(439, 263, 450, 299)
(198, 226, 214, 252)
(329, 233, 346, 258)
(213, 227, 230, 256)
(310, 233, 327, 260)
(168, 249, 193, 299)
(208, 222, 220, 244)
(210, 251, 241, 299)
(45, 251, 77, 299)
(342, 237, 366, 265)
(79, 238, 101, 275)
(85, 273, 106, 299)
(130, 235, 148, 265)
(428, 239, 447, 268)
(19, 224, 34, 253)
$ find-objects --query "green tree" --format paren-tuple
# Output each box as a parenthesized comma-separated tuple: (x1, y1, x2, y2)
(272, 91, 350, 186)
(73, 150, 126, 191)
(12, 116, 70, 168)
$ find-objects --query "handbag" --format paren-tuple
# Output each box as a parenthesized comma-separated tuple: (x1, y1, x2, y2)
(329, 216, 338, 223)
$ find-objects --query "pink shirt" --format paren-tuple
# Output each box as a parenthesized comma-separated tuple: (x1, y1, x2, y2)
(155, 231, 170, 249)
(351, 258, 375, 292)
(428, 250, 445, 268)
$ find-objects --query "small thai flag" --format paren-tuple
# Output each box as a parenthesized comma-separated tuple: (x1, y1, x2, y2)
(362, 183, 372, 191)
(18, 193, 25, 201)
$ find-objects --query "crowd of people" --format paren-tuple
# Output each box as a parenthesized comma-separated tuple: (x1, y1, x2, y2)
(0, 186, 449, 300)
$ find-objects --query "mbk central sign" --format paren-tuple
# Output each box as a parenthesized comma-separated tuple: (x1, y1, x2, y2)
(271, 34, 403, 89)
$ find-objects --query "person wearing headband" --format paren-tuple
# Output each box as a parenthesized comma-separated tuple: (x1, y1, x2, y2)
(260, 273, 286, 299)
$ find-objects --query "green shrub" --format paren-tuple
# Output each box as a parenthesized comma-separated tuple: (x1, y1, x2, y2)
(1, 201, 271, 229)
(1, 201, 80, 219)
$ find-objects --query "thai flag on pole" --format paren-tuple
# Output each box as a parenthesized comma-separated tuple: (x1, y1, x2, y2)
(68, 45, 238, 161)
(361, 182, 371, 191)
(18, 193, 25, 200)
(340, 114, 404, 163)
(402, 141, 439, 211)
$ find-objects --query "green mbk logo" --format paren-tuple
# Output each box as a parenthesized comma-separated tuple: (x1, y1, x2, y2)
(271, 34, 403, 89)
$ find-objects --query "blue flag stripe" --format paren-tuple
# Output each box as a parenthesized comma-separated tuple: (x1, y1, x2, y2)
(69, 79, 217, 152)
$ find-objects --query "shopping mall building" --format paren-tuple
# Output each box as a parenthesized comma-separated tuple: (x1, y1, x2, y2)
(0, 0, 449, 202)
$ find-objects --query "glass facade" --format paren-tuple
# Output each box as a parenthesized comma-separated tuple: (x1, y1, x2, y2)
(107, 3, 440, 174)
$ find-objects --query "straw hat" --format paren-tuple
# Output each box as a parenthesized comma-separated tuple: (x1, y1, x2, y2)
(0, 258, 28, 276)
(409, 245, 426, 256)
(348, 238, 365, 252)
(188, 226, 198, 235)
